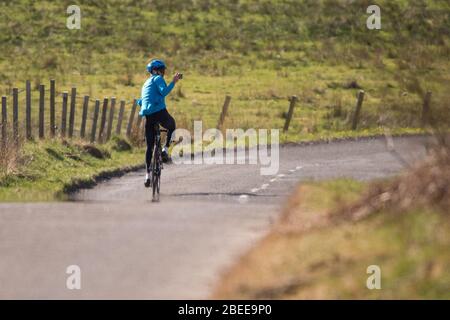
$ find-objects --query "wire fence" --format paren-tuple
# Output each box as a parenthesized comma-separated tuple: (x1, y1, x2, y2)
(0, 79, 140, 145)
(1, 80, 435, 147)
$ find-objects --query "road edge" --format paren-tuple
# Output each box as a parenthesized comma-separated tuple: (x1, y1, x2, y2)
(61, 132, 429, 197)
(61, 163, 145, 196)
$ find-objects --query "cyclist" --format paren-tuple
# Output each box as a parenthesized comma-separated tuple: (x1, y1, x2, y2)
(138, 59, 182, 188)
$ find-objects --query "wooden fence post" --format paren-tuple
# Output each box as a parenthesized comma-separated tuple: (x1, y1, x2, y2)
(116, 100, 125, 135)
(134, 115, 143, 140)
(90, 99, 100, 143)
(39, 84, 45, 139)
(1, 96, 7, 145)
(351, 90, 365, 130)
(13, 88, 19, 144)
(106, 97, 116, 141)
(61, 92, 68, 138)
(98, 98, 108, 143)
(50, 79, 56, 137)
(421, 91, 432, 128)
(283, 95, 298, 132)
(217, 95, 231, 129)
(25, 80, 32, 140)
(68, 87, 76, 138)
(126, 99, 137, 137)
(136, 114, 142, 130)
(80, 96, 89, 139)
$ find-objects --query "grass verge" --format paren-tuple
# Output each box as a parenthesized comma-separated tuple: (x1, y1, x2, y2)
(0, 137, 144, 202)
(213, 175, 450, 299)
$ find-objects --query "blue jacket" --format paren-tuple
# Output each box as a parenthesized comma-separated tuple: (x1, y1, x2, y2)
(138, 75, 175, 116)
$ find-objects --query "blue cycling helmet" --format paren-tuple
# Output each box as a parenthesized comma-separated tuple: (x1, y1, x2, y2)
(147, 59, 166, 73)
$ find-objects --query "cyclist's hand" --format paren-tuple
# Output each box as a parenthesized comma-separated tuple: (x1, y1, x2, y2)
(173, 73, 182, 83)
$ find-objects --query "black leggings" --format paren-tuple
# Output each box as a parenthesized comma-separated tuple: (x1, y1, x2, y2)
(145, 108, 176, 172)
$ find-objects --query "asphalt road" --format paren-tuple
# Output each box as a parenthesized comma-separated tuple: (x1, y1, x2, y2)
(0, 136, 429, 299)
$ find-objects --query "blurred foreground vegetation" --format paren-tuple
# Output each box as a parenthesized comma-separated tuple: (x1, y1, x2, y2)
(214, 140, 450, 299)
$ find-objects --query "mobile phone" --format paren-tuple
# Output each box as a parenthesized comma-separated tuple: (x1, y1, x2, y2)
(178, 73, 183, 79)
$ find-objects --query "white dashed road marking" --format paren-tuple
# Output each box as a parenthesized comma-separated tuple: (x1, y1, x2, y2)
(249, 165, 302, 195)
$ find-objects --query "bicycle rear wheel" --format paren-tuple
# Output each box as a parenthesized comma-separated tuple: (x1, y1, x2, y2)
(151, 143, 161, 202)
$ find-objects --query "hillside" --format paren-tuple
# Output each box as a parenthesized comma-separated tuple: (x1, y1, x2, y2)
(0, 0, 449, 140)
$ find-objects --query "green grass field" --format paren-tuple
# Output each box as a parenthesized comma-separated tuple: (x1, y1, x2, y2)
(1, 0, 449, 142)
(0, 137, 143, 201)
(1, 1, 449, 199)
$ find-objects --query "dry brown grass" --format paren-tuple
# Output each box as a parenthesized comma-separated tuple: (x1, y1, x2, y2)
(332, 134, 450, 223)
(279, 133, 450, 234)
(128, 123, 146, 148)
(0, 126, 22, 180)
(213, 134, 450, 300)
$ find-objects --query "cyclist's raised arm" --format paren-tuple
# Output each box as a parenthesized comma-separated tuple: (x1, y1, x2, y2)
(155, 75, 175, 97)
